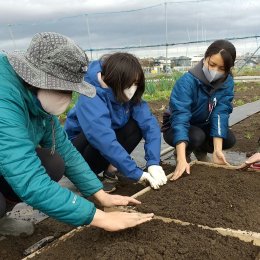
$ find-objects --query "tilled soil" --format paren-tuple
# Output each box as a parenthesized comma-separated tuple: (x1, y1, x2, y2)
(230, 112, 260, 155)
(137, 165, 260, 232)
(0, 218, 73, 260)
(31, 220, 259, 260)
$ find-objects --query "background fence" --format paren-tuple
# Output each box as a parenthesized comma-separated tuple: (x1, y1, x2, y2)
(0, 0, 259, 66)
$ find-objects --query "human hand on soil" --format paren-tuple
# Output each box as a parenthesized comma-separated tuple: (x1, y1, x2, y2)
(90, 209, 154, 231)
(245, 152, 260, 164)
(212, 150, 229, 165)
(170, 159, 190, 181)
(239, 153, 260, 170)
(93, 190, 141, 207)
(148, 165, 167, 185)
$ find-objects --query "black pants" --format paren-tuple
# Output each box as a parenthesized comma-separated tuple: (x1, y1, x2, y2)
(0, 148, 65, 218)
(163, 125, 236, 153)
(72, 118, 142, 174)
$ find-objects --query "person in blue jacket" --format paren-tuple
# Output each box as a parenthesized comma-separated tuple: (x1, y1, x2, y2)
(65, 52, 167, 192)
(162, 40, 236, 180)
(0, 32, 154, 237)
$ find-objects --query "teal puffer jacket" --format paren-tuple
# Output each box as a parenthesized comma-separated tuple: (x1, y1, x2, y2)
(0, 53, 103, 226)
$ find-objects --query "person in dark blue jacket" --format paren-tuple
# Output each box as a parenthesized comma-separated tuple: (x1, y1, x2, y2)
(65, 52, 167, 192)
(162, 40, 236, 180)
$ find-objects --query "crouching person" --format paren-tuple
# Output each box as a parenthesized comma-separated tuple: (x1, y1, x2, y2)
(64, 52, 167, 193)
(0, 32, 153, 236)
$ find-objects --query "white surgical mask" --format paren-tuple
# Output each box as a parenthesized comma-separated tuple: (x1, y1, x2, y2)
(202, 65, 225, 83)
(37, 89, 72, 115)
(123, 84, 138, 100)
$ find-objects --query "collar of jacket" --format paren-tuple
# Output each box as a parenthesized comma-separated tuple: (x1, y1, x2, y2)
(188, 59, 232, 94)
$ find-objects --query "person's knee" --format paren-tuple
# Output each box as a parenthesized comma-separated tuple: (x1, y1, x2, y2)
(163, 129, 174, 147)
(36, 148, 65, 182)
(0, 193, 6, 218)
(189, 127, 206, 149)
(223, 131, 236, 150)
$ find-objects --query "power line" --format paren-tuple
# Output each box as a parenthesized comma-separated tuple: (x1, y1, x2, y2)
(237, 45, 260, 73)
(84, 35, 260, 52)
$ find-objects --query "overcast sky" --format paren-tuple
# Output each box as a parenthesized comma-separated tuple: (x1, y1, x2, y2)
(0, 0, 259, 58)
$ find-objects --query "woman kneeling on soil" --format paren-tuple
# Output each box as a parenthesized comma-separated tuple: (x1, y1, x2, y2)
(0, 32, 153, 237)
(64, 52, 167, 192)
(162, 40, 236, 180)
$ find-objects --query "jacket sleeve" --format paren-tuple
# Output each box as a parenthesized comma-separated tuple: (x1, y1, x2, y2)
(76, 95, 143, 181)
(210, 85, 234, 139)
(132, 101, 161, 167)
(169, 74, 194, 146)
(0, 93, 100, 226)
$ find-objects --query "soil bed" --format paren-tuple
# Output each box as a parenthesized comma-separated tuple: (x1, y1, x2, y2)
(31, 220, 259, 260)
(137, 165, 260, 232)
(230, 112, 260, 155)
(0, 218, 73, 260)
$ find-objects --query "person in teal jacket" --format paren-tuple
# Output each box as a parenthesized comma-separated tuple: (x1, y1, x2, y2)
(0, 32, 153, 236)
(65, 53, 167, 192)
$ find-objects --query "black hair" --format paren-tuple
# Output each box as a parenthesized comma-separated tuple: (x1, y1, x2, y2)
(204, 40, 236, 74)
(101, 52, 145, 104)
(22, 80, 39, 95)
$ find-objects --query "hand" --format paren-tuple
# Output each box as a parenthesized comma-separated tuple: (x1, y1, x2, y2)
(170, 158, 190, 181)
(148, 165, 167, 186)
(93, 190, 141, 208)
(212, 150, 229, 165)
(139, 172, 160, 189)
(91, 209, 154, 231)
(245, 152, 260, 165)
(239, 153, 260, 170)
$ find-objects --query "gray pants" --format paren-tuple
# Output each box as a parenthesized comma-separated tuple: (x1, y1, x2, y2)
(0, 148, 65, 218)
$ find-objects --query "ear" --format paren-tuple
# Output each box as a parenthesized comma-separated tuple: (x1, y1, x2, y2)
(97, 72, 108, 88)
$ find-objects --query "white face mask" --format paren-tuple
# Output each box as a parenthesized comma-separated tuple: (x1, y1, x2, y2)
(37, 89, 72, 115)
(202, 64, 225, 83)
(123, 84, 138, 100)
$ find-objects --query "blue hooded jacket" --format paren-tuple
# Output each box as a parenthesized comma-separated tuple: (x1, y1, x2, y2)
(65, 60, 161, 181)
(0, 53, 103, 226)
(168, 60, 234, 146)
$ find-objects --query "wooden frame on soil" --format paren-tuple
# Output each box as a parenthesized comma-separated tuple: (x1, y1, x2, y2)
(23, 161, 260, 259)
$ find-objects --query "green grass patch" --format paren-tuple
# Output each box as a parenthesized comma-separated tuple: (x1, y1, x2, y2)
(234, 66, 260, 76)
(144, 71, 183, 101)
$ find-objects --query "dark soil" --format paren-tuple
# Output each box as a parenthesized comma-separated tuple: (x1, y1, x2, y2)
(0, 218, 73, 260)
(230, 112, 260, 155)
(137, 164, 260, 232)
(32, 220, 259, 260)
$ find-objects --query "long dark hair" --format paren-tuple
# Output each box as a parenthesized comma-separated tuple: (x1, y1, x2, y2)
(204, 40, 236, 74)
(101, 52, 145, 104)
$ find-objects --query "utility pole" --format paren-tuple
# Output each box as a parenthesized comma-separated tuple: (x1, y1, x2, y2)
(8, 24, 17, 50)
(84, 14, 93, 60)
(164, 2, 168, 70)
